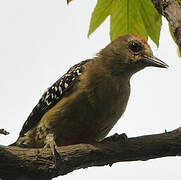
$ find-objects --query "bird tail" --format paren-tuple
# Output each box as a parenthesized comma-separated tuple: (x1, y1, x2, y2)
(9, 137, 30, 147)
(9, 141, 17, 146)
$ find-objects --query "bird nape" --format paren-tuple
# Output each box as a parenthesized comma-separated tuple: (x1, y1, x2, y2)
(11, 34, 168, 153)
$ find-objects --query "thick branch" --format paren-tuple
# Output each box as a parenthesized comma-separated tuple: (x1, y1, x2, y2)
(1, 128, 181, 180)
(152, 0, 181, 52)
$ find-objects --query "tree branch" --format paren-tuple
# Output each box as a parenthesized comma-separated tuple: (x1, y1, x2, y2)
(1, 128, 181, 180)
(0, 129, 9, 136)
(152, 0, 181, 52)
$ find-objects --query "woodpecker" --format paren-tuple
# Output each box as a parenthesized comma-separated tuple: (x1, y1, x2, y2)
(11, 34, 168, 149)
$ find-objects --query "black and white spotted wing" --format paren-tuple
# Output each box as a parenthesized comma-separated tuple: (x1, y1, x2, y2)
(19, 59, 91, 137)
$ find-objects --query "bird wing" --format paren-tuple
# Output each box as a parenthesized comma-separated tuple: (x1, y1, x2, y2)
(19, 59, 90, 137)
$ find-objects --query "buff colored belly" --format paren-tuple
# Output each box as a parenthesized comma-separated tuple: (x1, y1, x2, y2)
(38, 83, 130, 146)
(16, 77, 130, 148)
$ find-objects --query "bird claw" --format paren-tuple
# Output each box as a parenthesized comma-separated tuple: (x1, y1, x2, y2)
(44, 134, 61, 167)
(113, 133, 128, 143)
(102, 133, 128, 144)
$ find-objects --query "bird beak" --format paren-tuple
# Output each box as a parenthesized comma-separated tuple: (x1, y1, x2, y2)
(142, 55, 169, 68)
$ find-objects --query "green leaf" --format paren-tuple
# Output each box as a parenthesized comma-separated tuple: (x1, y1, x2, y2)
(169, 23, 176, 43)
(88, 0, 113, 37)
(176, 0, 181, 4)
(169, 23, 181, 57)
(89, 0, 162, 46)
(110, 0, 148, 41)
(177, 48, 181, 57)
(67, 0, 72, 4)
(137, 0, 162, 46)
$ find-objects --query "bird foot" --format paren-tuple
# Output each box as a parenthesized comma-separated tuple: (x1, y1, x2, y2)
(102, 133, 128, 144)
(44, 134, 61, 167)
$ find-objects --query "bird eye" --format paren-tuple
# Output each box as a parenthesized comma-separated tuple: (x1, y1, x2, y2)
(128, 41, 143, 53)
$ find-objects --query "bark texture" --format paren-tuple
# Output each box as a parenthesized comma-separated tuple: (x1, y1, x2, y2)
(152, 0, 181, 52)
(1, 128, 181, 180)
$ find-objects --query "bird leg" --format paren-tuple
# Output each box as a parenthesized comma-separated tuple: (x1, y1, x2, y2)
(44, 133, 61, 166)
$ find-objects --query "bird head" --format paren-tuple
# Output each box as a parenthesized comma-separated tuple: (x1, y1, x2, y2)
(99, 34, 168, 75)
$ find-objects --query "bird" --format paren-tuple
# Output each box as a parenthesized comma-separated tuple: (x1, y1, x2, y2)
(11, 34, 168, 150)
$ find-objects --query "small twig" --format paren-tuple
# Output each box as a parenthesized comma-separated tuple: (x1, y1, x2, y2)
(0, 129, 9, 135)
